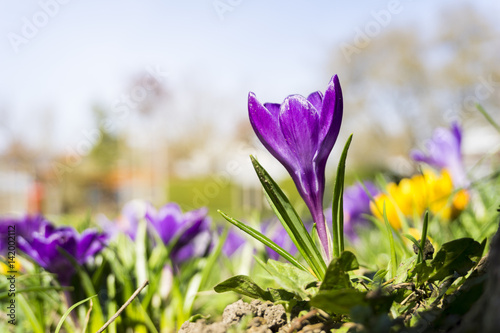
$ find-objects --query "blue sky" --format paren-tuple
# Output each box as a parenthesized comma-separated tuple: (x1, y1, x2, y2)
(0, 0, 498, 152)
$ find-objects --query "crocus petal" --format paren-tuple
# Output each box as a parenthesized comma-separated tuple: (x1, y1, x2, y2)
(279, 95, 319, 171)
(172, 230, 211, 264)
(451, 122, 462, 147)
(56, 229, 79, 255)
(175, 210, 210, 247)
(146, 203, 183, 244)
(307, 91, 323, 112)
(18, 236, 47, 267)
(77, 229, 108, 264)
(249, 93, 296, 168)
(410, 150, 429, 164)
(317, 75, 343, 164)
(222, 229, 246, 257)
(263, 102, 281, 116)
(411, 122, 467, 187)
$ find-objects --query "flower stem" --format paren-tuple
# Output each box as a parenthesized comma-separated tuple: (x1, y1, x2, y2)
(314, 210, 332, 262)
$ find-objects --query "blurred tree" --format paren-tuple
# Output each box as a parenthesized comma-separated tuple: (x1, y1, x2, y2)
(330, 5, 500, 177)
(433, 5, 500, 124)
(60, 107, 125, 215)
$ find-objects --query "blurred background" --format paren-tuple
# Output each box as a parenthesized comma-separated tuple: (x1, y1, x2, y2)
(0, 0, 499, 220)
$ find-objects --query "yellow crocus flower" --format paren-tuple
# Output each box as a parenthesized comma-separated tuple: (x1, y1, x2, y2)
(0, 257, 21, 276)
(369, 168, 469, 229)
(370, 193, 403, 230)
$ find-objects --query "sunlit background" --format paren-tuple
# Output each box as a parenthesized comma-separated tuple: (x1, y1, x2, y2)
(1, 0, 499, 220)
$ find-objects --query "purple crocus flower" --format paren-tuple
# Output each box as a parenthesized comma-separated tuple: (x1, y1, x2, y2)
(0, 214, 49, 254)
(410, 122, 468, 188)
(145, 203, 212, 265)
(326, 181, 379, 242)
(248, 75, 343, 261)
(18, 224, 108, 285)
(98, 200, 146, 240)
(221, 228, 246, 257)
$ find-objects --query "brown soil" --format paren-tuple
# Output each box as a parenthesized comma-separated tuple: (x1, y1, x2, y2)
(179, 299, 332, 333)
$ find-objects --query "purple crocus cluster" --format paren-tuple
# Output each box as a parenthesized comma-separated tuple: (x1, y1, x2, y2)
(145, 203, 213, 265)
(1, 214, 108, 286)
(100, 201, 216, 265)
(249, 75, 343, 261)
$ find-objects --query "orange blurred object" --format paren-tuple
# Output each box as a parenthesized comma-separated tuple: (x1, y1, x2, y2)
(27, 180, 44, 214)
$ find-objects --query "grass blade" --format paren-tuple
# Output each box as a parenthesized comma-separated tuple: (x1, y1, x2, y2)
(200, 227, 229, 290)
(135, 219, 149, 290)
(57, 248, 105, 330)
(403, 234, 420, 250)
(218, 210, 309, 273)
(55, 295, 97, 333)
(0, 286, 70, 300)
(476, 104, 500, 134)
(107, 275, 117, 333)
(17, 293, 43, 333)
(250, 156, 326, 279)
(418, 211, 429, 263)
(383, 203, 398, 279)
(332, 134, 353, 258)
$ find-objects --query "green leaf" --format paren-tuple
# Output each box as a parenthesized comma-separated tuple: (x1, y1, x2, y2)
(311, 289, 367, 315)
(214, 275, 272, 301)
(253, 255, 272, 274)
(218, 210, 308, 273)
(373, 269, 388, 285)
(411, 260, 433, 285)
(403, 234, 420, 250)
(429, 238, 484, 281)
(55, 295, 97, 333)
(332, 134, 353, 258)
(321, 251, 359, 291)
(268, 288, 297, 302)
(250, 156, 326, 279)
(265, 260, 318, 299)
(394, 255, 417, 284)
